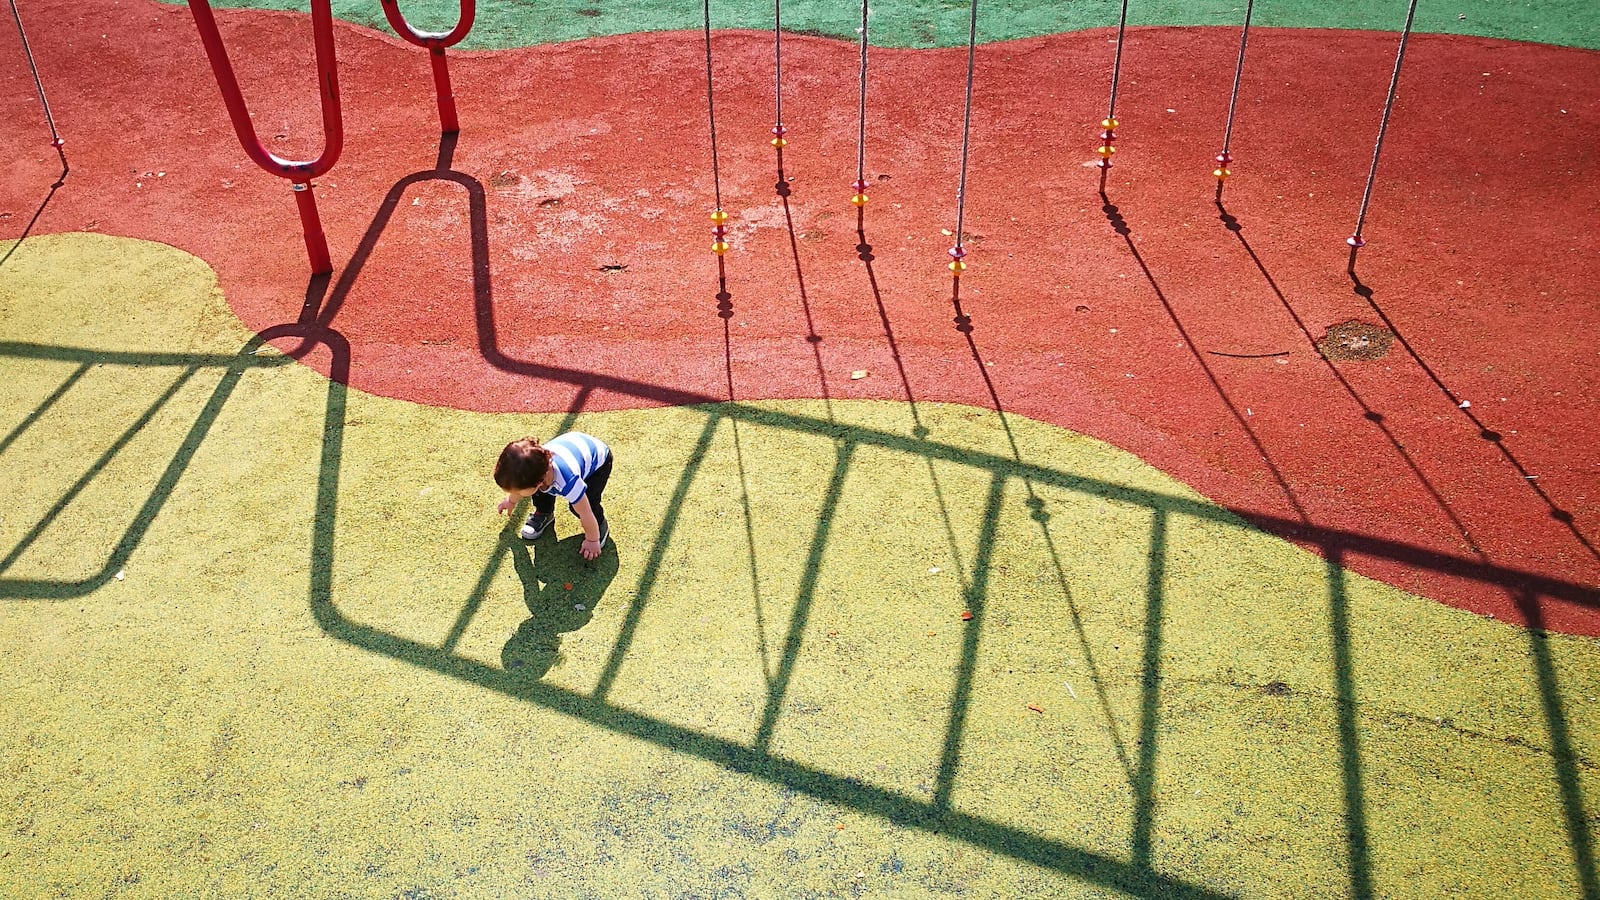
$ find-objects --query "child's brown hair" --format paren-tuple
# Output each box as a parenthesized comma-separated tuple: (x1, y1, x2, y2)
(494, 438, 549, 491)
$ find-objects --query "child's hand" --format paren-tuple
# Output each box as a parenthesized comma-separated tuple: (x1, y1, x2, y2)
(497, 495, 516, 515)
(581, 539, 602, 560)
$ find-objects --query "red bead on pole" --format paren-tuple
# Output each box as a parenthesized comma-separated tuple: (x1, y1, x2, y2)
(850, 178, 870, 207)
(948, 244, 967, 276)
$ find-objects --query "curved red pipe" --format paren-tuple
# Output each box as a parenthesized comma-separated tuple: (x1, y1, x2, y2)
(186, 0, 344, 272)
(378, 0, 476, 132)
(379, 0, 475, 48)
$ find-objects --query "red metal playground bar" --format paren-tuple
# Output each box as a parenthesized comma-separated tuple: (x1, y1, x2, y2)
(186, 0, 344, 275)
(380, 0, 476, 133)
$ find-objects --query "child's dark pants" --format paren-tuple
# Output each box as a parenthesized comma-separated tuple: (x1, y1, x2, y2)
(533, 453, 612, 525)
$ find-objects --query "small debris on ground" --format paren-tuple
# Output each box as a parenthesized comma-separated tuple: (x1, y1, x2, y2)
(850, 370, 869, 380)
(1026, 704, 1044, 714)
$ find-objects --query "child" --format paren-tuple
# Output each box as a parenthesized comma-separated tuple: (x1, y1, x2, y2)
(495, 432, 613, 560)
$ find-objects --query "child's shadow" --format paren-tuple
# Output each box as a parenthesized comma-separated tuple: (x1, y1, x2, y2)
(500, 532, 619, 681)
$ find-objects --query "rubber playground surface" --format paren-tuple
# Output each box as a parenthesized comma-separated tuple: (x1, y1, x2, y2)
(2, 0, 1598, 896)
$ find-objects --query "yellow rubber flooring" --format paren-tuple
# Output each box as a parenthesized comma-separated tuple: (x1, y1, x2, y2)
(3, 233, 1597, 897)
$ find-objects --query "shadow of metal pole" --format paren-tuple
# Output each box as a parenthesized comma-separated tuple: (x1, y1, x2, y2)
(1101, 190, 1308, 522)
(932, 470, 1004, 810)
(1326, 545, 1375, 899)
(1129, 508, 1168, 869)
(1345, 262, 1597, 564)
(1516, 590, 1600, 899)
(752, 441, 853, 753)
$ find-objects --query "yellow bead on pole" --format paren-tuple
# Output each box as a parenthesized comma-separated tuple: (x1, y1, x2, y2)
(771, 137, 787, 148)
(1101, 118, 1119, 130)
(851, 194, 869, 207)
(1097, 145, 1116, 158)
(949, 260, 967, 276)
(711, 209, 728, 223)
(712, 241, 731, 255)
(1213, 168, 1231, 180)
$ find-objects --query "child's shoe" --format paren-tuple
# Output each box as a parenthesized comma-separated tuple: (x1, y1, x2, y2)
(595, 515, 610, 548)
(520, 511, 553, 540)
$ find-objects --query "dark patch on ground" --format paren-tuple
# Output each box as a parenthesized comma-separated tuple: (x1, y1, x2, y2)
(1316, 319, 1394, 361)
(782, 27, 846, 39)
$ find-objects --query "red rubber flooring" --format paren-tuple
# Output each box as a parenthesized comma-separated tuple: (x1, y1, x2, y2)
(3, 1, 1597, 631)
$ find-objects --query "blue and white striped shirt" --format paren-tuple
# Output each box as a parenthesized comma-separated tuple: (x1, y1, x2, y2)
(541, 432, 611, 505)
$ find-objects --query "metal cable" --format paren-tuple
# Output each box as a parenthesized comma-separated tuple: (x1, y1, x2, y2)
(952, 0, 978, 249)
(1351, 0, 1419, 245)
(703, 0, 722, 210)
(9, 0, 62, 146)
(1105, 0, 1129, 121)
(855, 0, 868, 184)
(773, 0, 782, 131)
(1220, 0, 1254, 156)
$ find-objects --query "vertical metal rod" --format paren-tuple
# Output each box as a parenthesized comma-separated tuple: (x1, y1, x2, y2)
(1105, 0, 1130, 121)
(773, 0, 782, 130)
(8, 0, 64, 152)
(1220, 0, 1254, 157)
(1349, 0, 1419, 250)
(947, 0, 978, 281)
(292, 183, 331, 274)
(1213, 0, 1254, 198)
(428, 48, 459, 133)
(855, 0, 869, 185)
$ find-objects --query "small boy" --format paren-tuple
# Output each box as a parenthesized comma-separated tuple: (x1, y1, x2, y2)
(494, 432, 613, 560)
